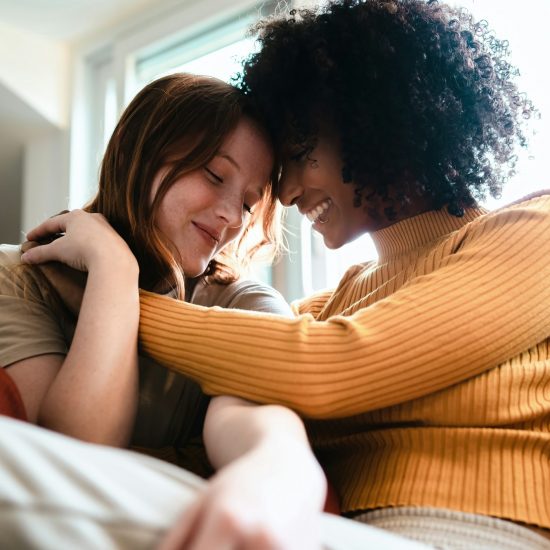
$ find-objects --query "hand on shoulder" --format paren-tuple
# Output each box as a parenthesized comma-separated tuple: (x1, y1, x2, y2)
(21, 210, 138, 275)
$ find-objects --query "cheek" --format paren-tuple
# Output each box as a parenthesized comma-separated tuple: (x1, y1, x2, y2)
(220, 225, 245, 251)
(155, 201, 178, 234)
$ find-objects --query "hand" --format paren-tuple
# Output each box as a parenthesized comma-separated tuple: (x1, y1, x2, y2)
(159, 437, 325, 550)
(21, 210, 137, 274)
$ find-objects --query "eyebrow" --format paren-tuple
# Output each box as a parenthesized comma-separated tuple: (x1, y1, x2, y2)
(217, 151, 240, 170)
(216, 151, 265, 199)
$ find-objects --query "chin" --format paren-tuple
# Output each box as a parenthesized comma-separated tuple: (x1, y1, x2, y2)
(182, 262, 209, 279)
(323, 233, 346, 250)
(324, 239, 344, 250)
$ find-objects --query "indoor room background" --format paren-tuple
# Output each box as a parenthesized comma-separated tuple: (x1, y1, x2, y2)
(1, 0, 548, 301)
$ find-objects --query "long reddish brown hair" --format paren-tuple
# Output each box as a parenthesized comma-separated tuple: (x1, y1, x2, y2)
(85, 73, 282, 299)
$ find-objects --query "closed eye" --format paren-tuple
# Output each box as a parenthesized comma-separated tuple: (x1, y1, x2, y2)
(205, 167, 223, 183)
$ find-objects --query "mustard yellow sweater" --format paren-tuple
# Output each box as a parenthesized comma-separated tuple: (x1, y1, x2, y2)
(140, 193, 550, 528)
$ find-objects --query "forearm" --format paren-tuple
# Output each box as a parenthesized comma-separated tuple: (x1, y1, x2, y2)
(161, 396, 326, 550)
(204, 395, 312, 469)
(204, 395, 326, 516)
(39, 261, 140, 446)
(140, 199, 550, 417)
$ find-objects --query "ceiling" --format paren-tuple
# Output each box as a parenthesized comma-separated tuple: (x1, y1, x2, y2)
(0, 0, 170, 42)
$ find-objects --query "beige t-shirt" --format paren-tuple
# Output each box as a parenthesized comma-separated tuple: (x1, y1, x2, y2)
(0, 244, 292, 452)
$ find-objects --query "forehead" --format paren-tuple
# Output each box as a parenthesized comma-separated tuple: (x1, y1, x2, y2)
(219, 118, 274, 192)
(222, 118, 272, 158)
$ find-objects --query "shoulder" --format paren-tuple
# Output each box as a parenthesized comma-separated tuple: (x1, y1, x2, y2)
(0, 245, 69, 366)
(488, 190, 550, 221)
(451, 191, 550, 258)
(190, 278, 293, 316)
(0, 244, 27, 297)
(463, 191, 550, 237)
(498, 189, 550, 210)
(0, 244, 22, 269)
(291, 262, 373, 315)
(0, 244, 64, 311)
(490, 191, 549, 226)
(341, 260, 377, 282)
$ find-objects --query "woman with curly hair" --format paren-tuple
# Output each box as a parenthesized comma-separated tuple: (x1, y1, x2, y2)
(128, 1, 550, 547)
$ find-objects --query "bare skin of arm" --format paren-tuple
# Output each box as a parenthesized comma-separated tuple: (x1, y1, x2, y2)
(160, 395, 326, 550)
(13, 211, 140, 446)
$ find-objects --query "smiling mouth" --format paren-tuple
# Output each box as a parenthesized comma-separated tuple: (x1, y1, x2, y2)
(193, 222, 220, 245)
(306, 199, 332, 224)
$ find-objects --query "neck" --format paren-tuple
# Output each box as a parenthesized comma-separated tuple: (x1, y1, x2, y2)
(363, 185, 438, 233)
(362, 178, 477, 232)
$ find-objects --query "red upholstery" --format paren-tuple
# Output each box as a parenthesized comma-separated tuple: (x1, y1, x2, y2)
(323, 480, 341, 515)
(0, 367, 27, 421)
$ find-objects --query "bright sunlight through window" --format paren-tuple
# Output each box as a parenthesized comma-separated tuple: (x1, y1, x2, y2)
(320, 0, 550, 290)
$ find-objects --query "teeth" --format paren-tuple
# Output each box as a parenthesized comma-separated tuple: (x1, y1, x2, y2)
(306, 200, 331, 223)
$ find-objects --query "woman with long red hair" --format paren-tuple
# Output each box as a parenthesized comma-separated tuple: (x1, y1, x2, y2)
(0, 73, 328, 549)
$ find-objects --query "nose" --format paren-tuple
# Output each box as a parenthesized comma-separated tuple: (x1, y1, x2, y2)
(216, 194, 244, 229)
(278, 164, 303, 207)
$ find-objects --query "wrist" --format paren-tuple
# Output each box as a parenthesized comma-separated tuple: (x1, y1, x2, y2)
(258, 431, 324, 477)
(85, 260, 139, 299)
(256, 433, 327, 505)
(85, 231, 138, 272)
(88, 250, 139, 280)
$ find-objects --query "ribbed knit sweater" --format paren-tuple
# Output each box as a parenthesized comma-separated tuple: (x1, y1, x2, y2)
(139, 193, 550, 528)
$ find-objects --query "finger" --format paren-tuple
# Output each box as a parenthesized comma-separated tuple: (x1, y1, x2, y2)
(51, 209, 70, 218)
(20, 240, 40, 254)
(26, 212, 71, 242)
(187, 507, 244, 550)
(20, 240, 63, 265)
(157, 500, 202, 550)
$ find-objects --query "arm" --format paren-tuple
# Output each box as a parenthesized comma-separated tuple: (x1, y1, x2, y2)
(160, 396, 326, 550)
(159, 279, 326, 549)
(139, 196, 550, 418)
(15, 210, 140, 445)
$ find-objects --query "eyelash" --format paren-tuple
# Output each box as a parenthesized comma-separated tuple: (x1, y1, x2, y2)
(205, 167, 223, 183)
(205, 167, 253, 215)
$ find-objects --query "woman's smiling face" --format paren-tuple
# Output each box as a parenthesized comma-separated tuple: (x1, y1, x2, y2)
(278, 133, 375, 249)
(151, 117, 273, 278)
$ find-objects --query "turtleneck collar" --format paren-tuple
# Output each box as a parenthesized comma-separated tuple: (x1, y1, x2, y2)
(371, 205, 488, 262)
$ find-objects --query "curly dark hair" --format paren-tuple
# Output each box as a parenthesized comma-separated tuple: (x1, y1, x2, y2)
(238, 0, 536, 216)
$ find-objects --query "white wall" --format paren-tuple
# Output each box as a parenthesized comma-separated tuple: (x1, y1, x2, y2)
(0, 146, 23, 243)
(67, 0, 268, 208)
(22, 131, 70, 233)
(0, 20, 69, 129)
(1, 0, 261, 242)
(0, 21, 70, 242)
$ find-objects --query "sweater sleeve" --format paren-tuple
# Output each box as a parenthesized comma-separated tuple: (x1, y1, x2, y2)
(139, 198, 550, 418)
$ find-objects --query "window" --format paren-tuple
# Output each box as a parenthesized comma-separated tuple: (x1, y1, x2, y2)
(135, 19, 258, 87)
(71, 1, 275, 209)
(71, 0, 549, 301)
(70, 0, 277, 284)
